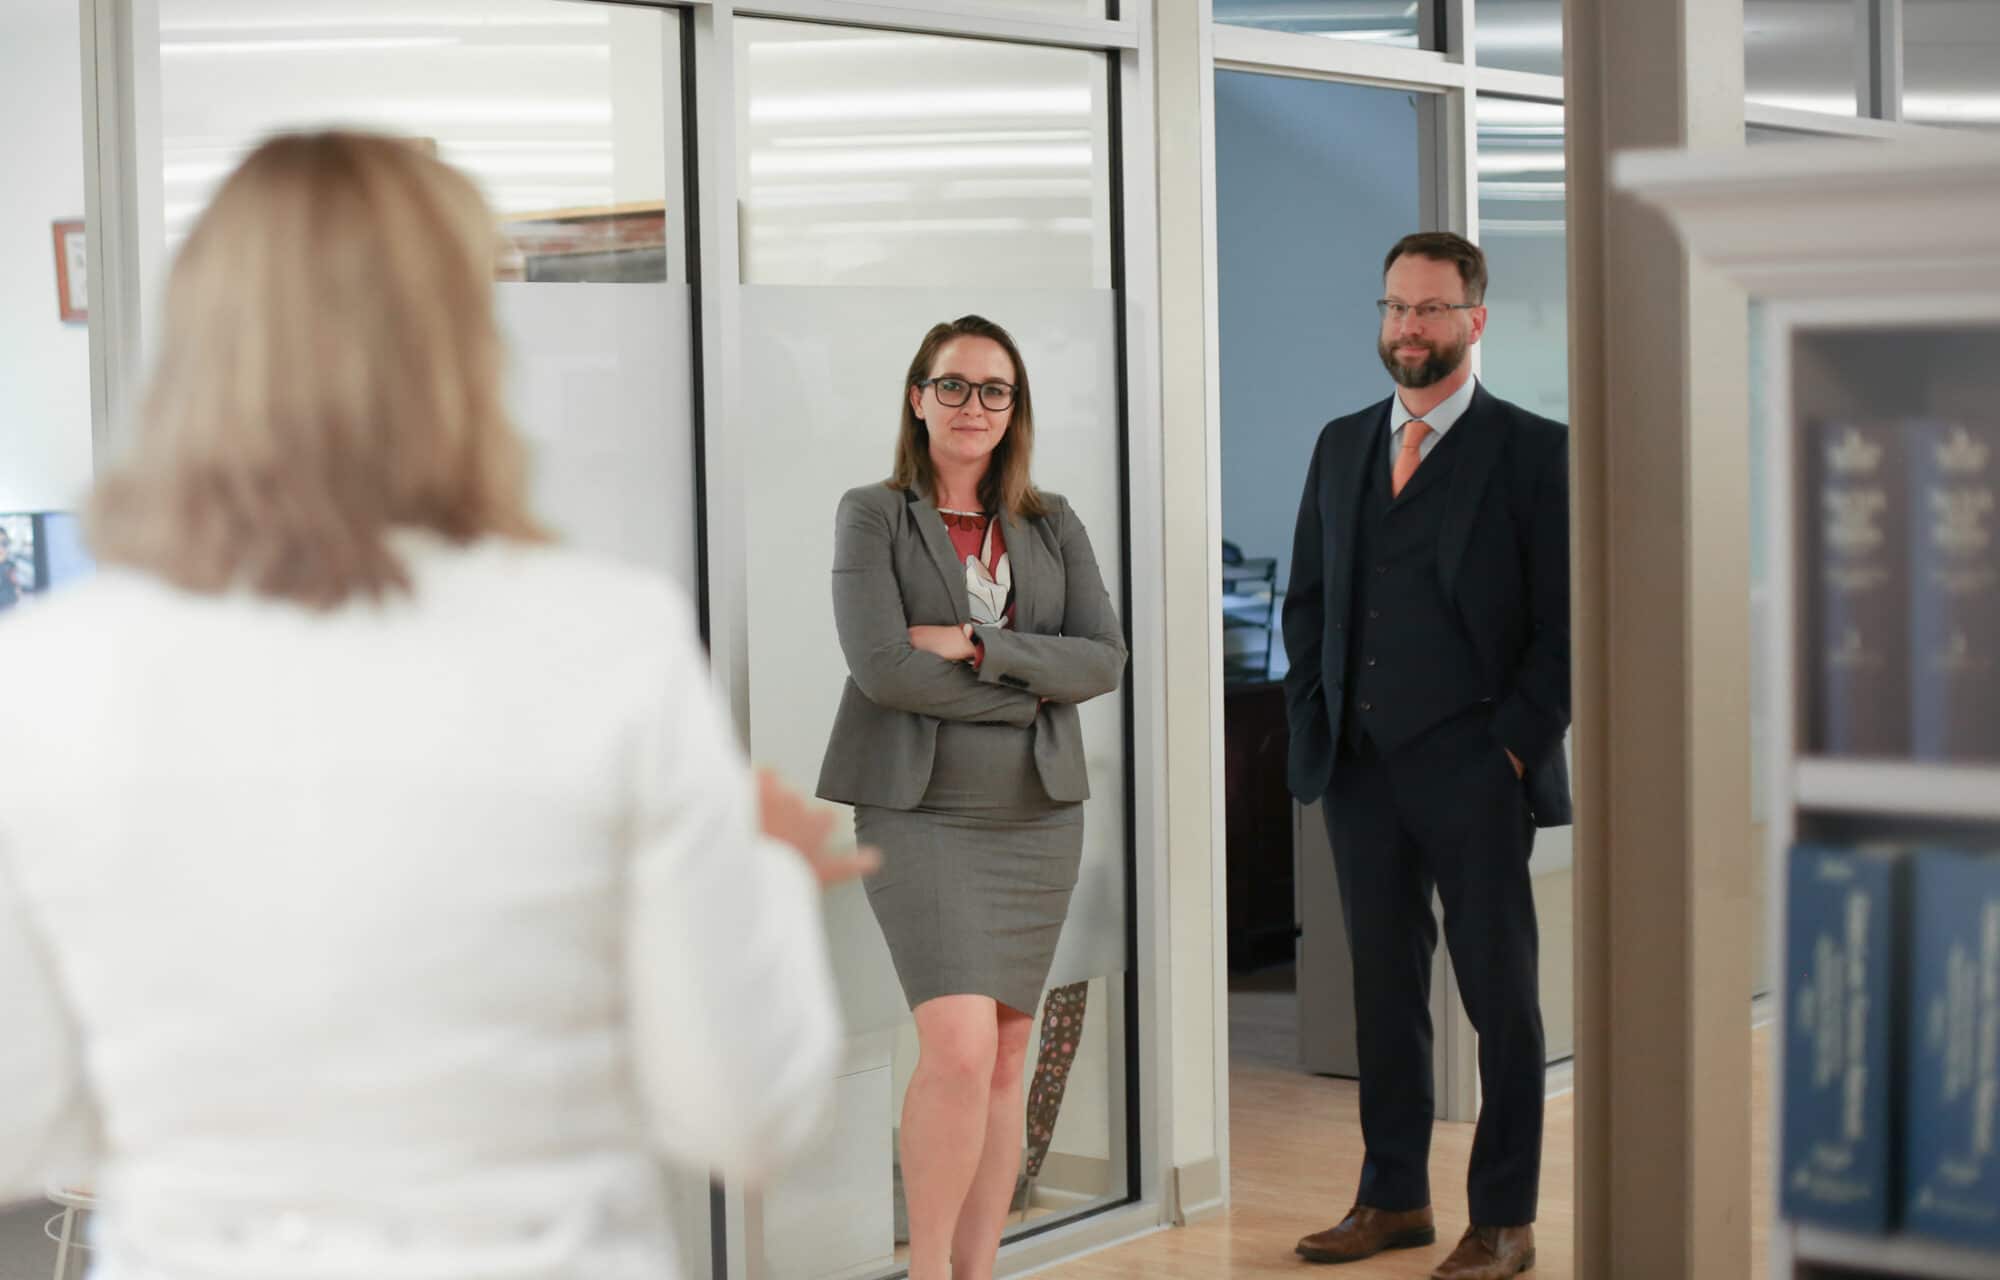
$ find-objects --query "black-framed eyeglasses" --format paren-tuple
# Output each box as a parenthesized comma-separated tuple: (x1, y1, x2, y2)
(917, 377, 1016, 411)
(1376, 299, 1479, 323)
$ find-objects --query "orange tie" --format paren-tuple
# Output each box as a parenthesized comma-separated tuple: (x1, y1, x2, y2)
(1392, 420, 1432, 497)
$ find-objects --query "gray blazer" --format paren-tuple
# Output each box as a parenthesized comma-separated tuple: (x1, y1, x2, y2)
(816, 483, 1127, 810)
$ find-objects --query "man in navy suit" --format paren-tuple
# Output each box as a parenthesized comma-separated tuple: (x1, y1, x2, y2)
(1284, 233, 1571, 1280)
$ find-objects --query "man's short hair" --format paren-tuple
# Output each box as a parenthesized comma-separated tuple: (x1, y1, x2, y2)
(1383, 231, 1487, 305)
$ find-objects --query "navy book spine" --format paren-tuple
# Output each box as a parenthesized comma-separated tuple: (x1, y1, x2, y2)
(1806, 420, 1909, 756)
(1780, 843, 1902, 1232)
(1902, 848, 2000, 1247)
(1907, 419, 2000, 761)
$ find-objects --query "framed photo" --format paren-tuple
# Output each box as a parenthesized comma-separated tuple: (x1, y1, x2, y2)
(51, 218, 86, 324)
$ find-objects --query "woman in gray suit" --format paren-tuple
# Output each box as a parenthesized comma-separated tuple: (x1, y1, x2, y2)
(817, 316, 1125, 1280)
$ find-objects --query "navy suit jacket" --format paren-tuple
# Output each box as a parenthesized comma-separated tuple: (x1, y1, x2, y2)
(1280, 382, 1573, 827)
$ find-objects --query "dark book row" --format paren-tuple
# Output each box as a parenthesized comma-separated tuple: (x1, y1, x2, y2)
(1807, 419, 2000, 760)
(1781, 843, 2000, 1247)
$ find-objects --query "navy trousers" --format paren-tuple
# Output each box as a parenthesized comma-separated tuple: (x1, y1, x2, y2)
(1321, 706, 1545, 1226)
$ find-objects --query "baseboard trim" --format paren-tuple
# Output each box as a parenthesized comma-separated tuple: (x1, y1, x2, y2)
(1034, 1151, 1112, 1200)
(1168, 1157, 1225, 1225)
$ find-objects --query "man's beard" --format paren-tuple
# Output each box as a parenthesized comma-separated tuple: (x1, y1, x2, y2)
(1377, 333, 1468, 389)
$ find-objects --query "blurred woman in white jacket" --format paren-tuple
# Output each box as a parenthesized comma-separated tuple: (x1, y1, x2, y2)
(0, 130, 856, 1280)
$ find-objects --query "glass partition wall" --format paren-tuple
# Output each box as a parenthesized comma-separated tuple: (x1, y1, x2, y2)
(155, 0, 700, 586)
(732, 17, 1134, 1279)
(1472, 92, 1577, 1063)
(148, 3, 708, 1270)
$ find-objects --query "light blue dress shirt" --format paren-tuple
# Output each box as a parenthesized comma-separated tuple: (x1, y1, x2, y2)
(1386, 373, 1479, 474)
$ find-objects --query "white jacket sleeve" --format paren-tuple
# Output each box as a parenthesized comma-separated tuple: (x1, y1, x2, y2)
(0, 846, 100, 1203)
(621, 596, 842, 1187)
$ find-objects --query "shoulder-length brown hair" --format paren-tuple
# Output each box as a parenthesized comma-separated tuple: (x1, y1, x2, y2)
(89, 129, 544, 609)
(888, 315, 1046, 520)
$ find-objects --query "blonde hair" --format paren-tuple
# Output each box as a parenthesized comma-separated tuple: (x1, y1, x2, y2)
(90, 130, 543, 608)
(889, 315, 1046, 520)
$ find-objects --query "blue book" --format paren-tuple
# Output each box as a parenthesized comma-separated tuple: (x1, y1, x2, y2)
(1780, 843, 1904, 1231)
(1784, 840, 1904, 1232)
(1902, 848, 2000, 1247)
(1907, 419, 2000, 761)
(1806, 420, 1908, 756)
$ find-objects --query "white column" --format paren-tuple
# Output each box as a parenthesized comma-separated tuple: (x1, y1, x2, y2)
(1150, 0, 1228, 1222)
(1565, 1, 1753, 1276)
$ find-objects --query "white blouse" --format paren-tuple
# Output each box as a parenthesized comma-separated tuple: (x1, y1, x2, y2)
(0, 533, 839, 1280)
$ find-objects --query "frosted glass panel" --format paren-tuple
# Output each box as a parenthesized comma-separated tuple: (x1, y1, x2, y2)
(1474, 96, 1571, 888)
(900, 0, 1105, 11)
(736, 19, 1112, 289)
(157, 0, 686, 281)
(496, 283, 698, 586)
(1745, 0, 1860, 118)
(1476, 97, 1568, 423)
(1213, 0, 1427, 47)
(1477, 0, 1563, 78)
(153, 0, 696, 583)
(1904, 0, 2000, 128)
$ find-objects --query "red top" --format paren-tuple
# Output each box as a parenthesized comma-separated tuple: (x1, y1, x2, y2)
(941, 512, 1015, 665)
(941, 511, 1005, 573)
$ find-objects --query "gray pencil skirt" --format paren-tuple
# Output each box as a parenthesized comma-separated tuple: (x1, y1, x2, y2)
(854, 720, 1085, 1017)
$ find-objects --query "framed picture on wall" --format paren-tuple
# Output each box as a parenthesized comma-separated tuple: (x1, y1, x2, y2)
(51, 218, 85, 324)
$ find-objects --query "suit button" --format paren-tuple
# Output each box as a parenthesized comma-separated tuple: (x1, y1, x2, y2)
(1359, 701, 1373, 712)
(1368, 609, 1380, 619)
(1366, 657, 1377, 667)
(1375, 564, 1387, 575)
(1333, 621, 1344, 631)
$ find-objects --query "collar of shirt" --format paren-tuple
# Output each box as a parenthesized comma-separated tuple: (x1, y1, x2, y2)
(1388, 373, 1479, 454)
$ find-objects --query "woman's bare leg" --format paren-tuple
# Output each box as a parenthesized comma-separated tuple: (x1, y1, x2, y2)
(948, 1002, 1037, 1280)
(902, 994, 999, 1280)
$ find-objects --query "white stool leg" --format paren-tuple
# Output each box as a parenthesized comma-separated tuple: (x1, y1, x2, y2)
(51, 1206, 75, 1280)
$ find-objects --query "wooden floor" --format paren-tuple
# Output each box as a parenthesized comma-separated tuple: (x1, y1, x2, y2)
(1033, 1003, 1772, 1280)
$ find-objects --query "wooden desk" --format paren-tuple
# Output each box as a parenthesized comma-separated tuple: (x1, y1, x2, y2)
(1223, 678, 1296, 972)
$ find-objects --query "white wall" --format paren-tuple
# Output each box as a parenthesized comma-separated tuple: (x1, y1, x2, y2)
(0, 0, 93, 515)
(0, 23, 86, 1280)
(1215, 72, 1423, 595)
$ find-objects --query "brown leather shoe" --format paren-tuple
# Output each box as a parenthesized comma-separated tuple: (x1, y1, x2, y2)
(1295, 1204, 1436, 1263)
(1430, 1224, 1535, 1279)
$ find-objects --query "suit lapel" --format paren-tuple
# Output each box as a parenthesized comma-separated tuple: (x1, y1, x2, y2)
(1437, 383, 1509, 599)
(1326, 400, 1389, 621)
(998, 506, 1036, 631)
(904, 489, 971, 626)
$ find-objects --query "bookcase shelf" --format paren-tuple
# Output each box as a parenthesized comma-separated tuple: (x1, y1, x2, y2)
(1794, 758, 2000, 821)
(1794, 1226, 2000, 1280)
(1618, 135, 2000, 1280)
